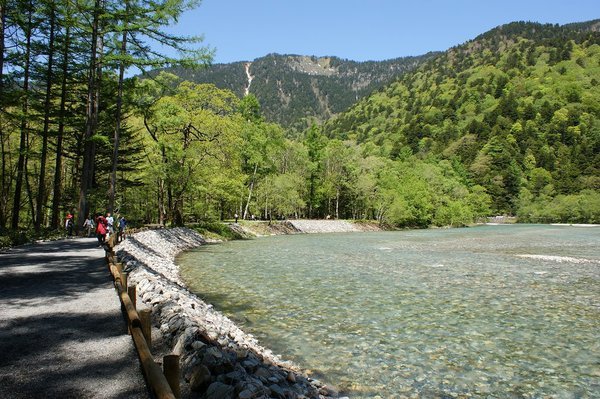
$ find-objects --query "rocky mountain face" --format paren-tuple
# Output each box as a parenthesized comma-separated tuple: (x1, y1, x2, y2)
(167, 52, 438, 130)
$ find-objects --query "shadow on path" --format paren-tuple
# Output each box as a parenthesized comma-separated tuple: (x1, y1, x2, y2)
(0, 238, 149, 398)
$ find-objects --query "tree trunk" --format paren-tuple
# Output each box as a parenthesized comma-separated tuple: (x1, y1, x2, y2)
(0, 1, 7, 228)
(25, 159, 35, 225)
(77, 0, 103, 231)
(167, 182, 174, 222)
(35, 4, 56, 232)
(243, 163, 258, 220)
(0, 1, 10, 230)
(173, 196, 184, 226)
(0, 128, 7, 229)
(264, 193, 268, 220)
(109, 4, 129, 213)
(12, 0, 33, 229)
(335, 188, 340, 219)
(157, 177, 165, 225)
(308, 175, 314, 218)
(50, 24, 70, 229)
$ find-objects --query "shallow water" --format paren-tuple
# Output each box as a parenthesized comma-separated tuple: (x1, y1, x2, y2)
(178, 225, 600, 398)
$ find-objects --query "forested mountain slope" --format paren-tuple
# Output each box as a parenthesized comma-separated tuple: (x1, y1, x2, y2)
(166, 53, 438, 130)
(322, 20, 600, 217)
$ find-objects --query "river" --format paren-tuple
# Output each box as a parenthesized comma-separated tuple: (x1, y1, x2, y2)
(177, 224, 600, 398)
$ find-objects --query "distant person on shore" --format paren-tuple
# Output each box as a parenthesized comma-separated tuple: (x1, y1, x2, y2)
(234, 213, 239, 223)
(95, 213, 108, 246)
(83, 216, 94, 237)
(118, 216, 127, 242)
(65, 214, 74, 237)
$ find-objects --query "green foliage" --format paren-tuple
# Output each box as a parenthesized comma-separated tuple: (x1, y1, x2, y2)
(6, 13, 599, 233)
(0, 0, 212, 231)
(374, 160, 491, 228)
(239, 94, 263, 123)
(131, 19, 600, 226)
(0, 228, 65, 249)
(0, 230, 33, 249)
(322, 20, 600, 220)
(133, 76, 245, 225)
(257, 173, 306, 218)
(126, 20, 598, 227)
(517, 189, 600, 223)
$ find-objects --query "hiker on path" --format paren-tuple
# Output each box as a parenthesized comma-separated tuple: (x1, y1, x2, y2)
(106, 212, 114, 234)
(95, 213, 108, 246)
(83, 216, 95, 237)
(118, 216, 127, 242)
(65, 214, 74, 237)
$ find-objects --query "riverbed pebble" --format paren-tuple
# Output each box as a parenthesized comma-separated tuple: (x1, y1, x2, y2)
(116, 227, 336, 398)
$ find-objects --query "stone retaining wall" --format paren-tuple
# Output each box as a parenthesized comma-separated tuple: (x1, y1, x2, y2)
(230, 220, 381, 237)
(116, 228, 341, 399)
(288, 220, 361, 233)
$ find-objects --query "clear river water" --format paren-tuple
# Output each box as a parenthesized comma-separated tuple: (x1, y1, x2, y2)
(177, 224, 600, 398)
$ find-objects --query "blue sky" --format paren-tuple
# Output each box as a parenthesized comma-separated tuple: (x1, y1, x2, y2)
(168, 0, 600, 64)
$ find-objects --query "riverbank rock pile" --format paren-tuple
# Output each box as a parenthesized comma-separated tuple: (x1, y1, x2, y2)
(230, 220, 381, 237)
(229, 221, 301, 237)
(288, 220, 373, 233)
(116, 228, 339, 399)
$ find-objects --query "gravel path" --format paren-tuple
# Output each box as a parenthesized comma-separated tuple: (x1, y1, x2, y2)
(0, 237, 149, 399)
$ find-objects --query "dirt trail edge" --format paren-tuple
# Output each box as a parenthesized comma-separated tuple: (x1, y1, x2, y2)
(0, 237, 148, 399)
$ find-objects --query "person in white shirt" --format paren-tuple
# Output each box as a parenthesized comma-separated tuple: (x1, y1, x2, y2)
(106, 212, 114, 234)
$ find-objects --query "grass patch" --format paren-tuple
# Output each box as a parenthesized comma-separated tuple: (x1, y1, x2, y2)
(191, 221, 245, 241)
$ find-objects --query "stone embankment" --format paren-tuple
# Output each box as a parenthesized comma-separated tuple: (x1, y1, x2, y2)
(288, 220, 380, 233)
(231, 219, 381, 237)
(116, 228, 342, 399)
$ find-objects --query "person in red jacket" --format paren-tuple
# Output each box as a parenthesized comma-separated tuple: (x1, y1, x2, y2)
(95, 213, 108, 246)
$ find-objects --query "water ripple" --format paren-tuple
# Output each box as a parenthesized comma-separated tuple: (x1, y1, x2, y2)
(179, 225, 600, 398)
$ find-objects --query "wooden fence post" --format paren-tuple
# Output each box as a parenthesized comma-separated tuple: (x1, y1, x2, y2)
(163, 355, 180, 399)
(139, 309, 152, 348)
(128, 285, 136, 309)
(105, 232, 175, 399)
(131, 328, 175, 399)
(121, 271, 128, 290)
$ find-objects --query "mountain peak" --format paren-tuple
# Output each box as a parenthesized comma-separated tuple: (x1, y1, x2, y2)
(166, 52, 437, 129)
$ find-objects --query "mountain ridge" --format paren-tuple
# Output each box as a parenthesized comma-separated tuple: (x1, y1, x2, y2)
(157, 19, 600, 132)
(320, 19, 600, 215)
(163, 52, 440, 130)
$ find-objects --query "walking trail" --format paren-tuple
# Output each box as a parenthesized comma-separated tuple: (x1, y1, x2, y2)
(0, 237, 148, 399)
